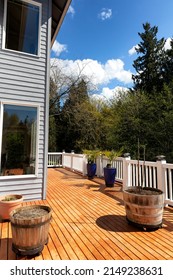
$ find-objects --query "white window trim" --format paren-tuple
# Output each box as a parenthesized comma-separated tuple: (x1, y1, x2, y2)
(0, 101, 40, 179)
(2, 0, 42, 57)
(0, 103, 3, 174)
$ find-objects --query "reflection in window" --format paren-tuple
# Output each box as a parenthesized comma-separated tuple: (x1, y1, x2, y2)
(5, 0, 40, 55)
(0, 105, 37, 176)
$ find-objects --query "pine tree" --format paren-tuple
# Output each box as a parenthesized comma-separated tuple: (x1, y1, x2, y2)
(164, 38, 173, 85)
(132, 22, 165, 95)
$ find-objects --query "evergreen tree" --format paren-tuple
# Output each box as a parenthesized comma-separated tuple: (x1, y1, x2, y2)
(57, 79, 89, 152)
(132, 22, 165, 94)
(164, 38, 173, 85)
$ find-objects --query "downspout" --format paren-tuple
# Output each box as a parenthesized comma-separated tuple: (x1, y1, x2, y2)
(43, 0, 52, 199)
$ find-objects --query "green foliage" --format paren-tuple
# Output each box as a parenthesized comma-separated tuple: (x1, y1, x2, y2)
(48, 116, 57, 152)
(101, 149, 123, 165)
(49, 22, 173, 163)
(6, 132, 25, 168)
(83, 149, 100, 164)
(2, 195, 18, 201)
(132, 22, 166, 94)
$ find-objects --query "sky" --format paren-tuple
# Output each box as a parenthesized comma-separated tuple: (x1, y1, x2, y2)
(51, 0, 173, 99)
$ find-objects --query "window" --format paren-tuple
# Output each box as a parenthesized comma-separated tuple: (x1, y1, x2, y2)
(3, 0, 41, 55)
(0, 104, 38, 176)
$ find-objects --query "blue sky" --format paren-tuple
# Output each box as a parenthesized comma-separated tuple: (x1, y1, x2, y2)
(51, 0, 173, 99)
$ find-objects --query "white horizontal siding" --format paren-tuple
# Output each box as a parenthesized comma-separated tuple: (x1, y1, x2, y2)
(0, 0, 49, 201)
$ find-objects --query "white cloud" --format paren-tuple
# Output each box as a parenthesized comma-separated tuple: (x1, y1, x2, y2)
(164, 37, 172, 50)
(98, 8, 112, 20)
(51, 41, 67, 56)
(50, 58, 133, 89)
(67, 5, 75, 17)
(128, 44, 139, 56)
(104, 59, 132, 83)
(92, 86, 128, 101)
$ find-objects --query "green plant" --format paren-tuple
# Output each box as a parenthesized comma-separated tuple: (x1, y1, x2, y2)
(83, 149, 100, 164)
(2, 195, 18, 201)
(102, 149, 123, 166)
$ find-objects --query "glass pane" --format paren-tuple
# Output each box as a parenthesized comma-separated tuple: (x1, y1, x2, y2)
(6, 0, 39, 55)
(0, 105, 37, 176)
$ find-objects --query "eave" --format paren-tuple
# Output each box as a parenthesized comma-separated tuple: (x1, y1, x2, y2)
(51, 0, 71, 46)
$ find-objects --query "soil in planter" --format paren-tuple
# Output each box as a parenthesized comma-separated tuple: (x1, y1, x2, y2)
(2, 195, 19, 201)
(126, 187, 163, 195)
(12, 207, 49, 219)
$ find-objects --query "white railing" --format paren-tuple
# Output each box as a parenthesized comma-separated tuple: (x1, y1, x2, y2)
(163, 163, 173, 206)
(48, 152, 173, 205)
(62, 152, 85, 174)
(47, 152, 62, 167)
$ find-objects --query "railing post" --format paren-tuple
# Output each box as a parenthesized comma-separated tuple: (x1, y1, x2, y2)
(83, 154, 87, 176)
(156, 155, 166, 193)
(123, 153, 131, 190)
(96, 155, 102, 177)
(62, 150, 65, 167)
(71, 150, 74, 171)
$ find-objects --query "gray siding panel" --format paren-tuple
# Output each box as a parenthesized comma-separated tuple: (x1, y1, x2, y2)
(0, 0, 49, 201)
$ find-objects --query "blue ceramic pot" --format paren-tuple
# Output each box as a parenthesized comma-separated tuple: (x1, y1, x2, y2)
(104, 167, 116, 187)
(87, 163, 96, 179)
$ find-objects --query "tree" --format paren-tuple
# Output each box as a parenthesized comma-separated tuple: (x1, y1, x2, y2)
(132, 22, 165, 95)
(164, 38, 173, 85)
(48, 61, 94, 152)
(56, 80, 90, 152)
(48, 78, 58, 151)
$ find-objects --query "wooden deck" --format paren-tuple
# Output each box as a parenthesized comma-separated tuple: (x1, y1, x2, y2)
(1, 167, 173, 260)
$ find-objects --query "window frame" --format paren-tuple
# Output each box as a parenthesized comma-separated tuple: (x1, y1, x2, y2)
(0, 101, 39, 179)
(2, 0, 42, 57)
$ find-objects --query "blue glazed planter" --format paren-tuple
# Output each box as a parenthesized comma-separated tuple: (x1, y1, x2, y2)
(104, 167, 116, 187)
(87, 163, 96, 179)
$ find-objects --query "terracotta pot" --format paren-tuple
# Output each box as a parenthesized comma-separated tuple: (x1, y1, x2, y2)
(0, 194, 23, 220)
(123, 187, 164, 230)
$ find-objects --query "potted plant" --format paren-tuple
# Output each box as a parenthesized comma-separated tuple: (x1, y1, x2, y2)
(123, 141, 164, 230)
(102, 149, 123, 187)
(0, 194, 23, 220)
(10, 205, 52, 256)
(83, 149, 100, 179)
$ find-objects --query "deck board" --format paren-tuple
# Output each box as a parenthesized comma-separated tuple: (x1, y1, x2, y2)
(1, 167, 173, 260)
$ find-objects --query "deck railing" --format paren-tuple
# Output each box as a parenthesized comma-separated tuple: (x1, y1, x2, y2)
(48, 152, 173, 205)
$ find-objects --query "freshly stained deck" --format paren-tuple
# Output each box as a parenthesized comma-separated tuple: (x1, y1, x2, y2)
(1, 168, 173, 260)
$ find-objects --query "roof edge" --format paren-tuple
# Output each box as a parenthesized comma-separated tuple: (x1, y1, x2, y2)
(51, 0, 72, 47)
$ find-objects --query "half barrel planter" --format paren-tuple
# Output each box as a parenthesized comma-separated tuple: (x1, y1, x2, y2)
(123, 187, 164, 230)
(10, 205, 52, 256)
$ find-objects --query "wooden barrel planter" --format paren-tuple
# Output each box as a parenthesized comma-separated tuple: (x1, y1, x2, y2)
(10, 205, 52, 256)
(123, 187, 164, 230)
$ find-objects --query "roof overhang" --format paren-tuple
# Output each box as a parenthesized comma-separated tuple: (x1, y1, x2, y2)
(51, 0, 71, 47)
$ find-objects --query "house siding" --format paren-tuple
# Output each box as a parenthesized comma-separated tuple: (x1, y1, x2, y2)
(0, 0, 50, 200)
